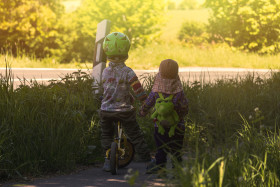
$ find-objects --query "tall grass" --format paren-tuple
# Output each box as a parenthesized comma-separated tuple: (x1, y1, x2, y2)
(0, 54, 91, 69)
(167, 117, 280, 186)
(185, 71, 280, 148)
(0, 67, 101, 179)
(137, 70, 280, 149)
(1, 62, 280, 184)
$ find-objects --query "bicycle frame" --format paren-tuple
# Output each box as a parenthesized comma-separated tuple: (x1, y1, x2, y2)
(105, 121, 126, 159)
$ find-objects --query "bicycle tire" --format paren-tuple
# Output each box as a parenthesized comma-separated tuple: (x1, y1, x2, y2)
(119, 138, 135, 168)
(110, 142, 118, 175)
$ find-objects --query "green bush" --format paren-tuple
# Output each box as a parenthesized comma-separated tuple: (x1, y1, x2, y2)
(205, 0, 280, 54)
(58, 0, 165, 62)
(178, 20, 209, 45)
(0, 0, 166, 62)
(0, 0, 64, 58)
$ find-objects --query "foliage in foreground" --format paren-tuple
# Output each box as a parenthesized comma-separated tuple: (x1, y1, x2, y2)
(0, 69, 101, 179)
(167, 117, 280, 186)
(0, 69, 280, 185)
(139, 72, 280, 186)
(185, 71, 280, 147)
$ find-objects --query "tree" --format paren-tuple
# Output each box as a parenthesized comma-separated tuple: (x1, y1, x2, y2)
(0, 0, 64, 57)
(60, 0, 165, 62)
(205, 0, 280, 54)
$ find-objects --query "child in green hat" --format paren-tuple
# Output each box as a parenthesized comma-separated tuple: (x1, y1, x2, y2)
(100, 32, 151, 171)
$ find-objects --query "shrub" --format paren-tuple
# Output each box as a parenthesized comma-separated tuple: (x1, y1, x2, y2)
(205, 0, 280, 54)
(0, 0, 64, 58)
(178, 20, 209, 46)
(59, 0, 165, 62)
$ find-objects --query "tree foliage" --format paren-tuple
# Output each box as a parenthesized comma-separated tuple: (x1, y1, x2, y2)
(60, 0, 165, 62)
(205, 0, 280, 54)
(178, 20, 209, 45)
(0, 0, 165, 62)
(0, 0, 64, 57)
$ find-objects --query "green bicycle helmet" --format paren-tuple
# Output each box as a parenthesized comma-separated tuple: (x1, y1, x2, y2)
(103, 32, 130, 57)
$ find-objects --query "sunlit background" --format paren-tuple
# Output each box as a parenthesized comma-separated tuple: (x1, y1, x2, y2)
(0, 0, 280, 69)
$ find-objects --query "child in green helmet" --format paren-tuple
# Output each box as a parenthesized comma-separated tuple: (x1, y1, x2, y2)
(139, 59, 189, 174)
(100, 32, 151, 172)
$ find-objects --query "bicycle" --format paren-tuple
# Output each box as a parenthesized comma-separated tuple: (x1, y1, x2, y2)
(105, 121, 135, 175)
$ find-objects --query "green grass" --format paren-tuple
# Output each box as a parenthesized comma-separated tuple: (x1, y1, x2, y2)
(2, 42, 280, 70)
(0, 68, 101, 178)
(160, 9, 209, 41)
(0, 55, 92, 69)
(1, 63, 280, 182)
(166, 117, 280, 186)
(127, 43, 280, 70)
(1, 57, 280, 185)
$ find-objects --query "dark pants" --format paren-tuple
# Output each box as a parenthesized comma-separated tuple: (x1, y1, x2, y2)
(99, 110, 150, 161)
(154, 123, 185, 165)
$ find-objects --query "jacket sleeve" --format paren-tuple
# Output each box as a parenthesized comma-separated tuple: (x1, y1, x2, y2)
(140, 91, 157, 115)
(127, 70, 147, 102)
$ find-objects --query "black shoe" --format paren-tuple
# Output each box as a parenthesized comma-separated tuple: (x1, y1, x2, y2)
(102, 158, 110, 172)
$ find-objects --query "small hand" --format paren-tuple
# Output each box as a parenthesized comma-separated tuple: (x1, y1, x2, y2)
(138, 110, 146, 117)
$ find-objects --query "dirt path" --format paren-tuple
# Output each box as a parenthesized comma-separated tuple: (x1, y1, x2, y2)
(2, 162, 165, 187)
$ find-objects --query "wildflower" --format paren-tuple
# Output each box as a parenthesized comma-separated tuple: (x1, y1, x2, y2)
(254, 107, 259, 112)
(249, 115, 253, 120)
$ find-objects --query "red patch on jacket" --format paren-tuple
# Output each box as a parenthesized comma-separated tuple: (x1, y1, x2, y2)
(132, 82, 141, 90)
(107, 78, 116, 83)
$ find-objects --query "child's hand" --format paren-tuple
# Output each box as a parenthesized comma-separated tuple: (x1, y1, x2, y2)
(138, 110, 147, 117)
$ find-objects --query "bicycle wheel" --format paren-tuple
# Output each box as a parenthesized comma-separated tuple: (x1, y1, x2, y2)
(110, 142, 118, 175)
(119, 138, 135, 168)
